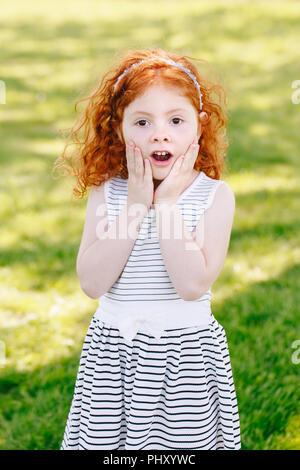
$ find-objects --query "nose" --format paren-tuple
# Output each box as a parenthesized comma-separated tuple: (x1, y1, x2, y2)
(151, 126, 170, 143)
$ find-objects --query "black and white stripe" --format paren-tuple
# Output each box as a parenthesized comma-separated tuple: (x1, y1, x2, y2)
(61, 317, 240, 450)
(61, 171, 241, 450)
(101, 171, 222, 304)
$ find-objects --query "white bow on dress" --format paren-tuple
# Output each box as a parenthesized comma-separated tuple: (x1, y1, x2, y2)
(117, 310, 165, 344)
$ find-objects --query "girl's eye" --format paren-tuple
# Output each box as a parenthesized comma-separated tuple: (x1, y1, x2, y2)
(172, 117, 182, 125)
(136, 120, 148, 126)
(135, 118, 183, 126)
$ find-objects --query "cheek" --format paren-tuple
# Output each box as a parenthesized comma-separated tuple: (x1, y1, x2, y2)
(177, 130, 193, 146)
(128, 129, 146, 145)
(122, 126, 136, 144)
(184, 128, 197, 144)
(176, 123, 194, 137)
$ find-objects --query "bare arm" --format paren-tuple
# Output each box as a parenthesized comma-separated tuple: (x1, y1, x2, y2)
(154, 182, 235, 301)
(76, 183, 149, 299)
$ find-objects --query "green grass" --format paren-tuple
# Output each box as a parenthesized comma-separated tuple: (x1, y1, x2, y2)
(0, 0, 300, 450)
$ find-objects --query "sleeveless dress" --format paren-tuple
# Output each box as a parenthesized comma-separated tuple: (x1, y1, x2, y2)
(60, 171, 241, 450)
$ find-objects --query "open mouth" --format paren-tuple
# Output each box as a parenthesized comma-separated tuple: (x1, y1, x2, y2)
(151, 151, 173, 161)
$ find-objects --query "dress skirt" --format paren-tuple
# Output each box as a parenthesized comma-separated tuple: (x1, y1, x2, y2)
(60, 313, 241, 450)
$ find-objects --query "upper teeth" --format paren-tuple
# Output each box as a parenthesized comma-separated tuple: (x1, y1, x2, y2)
(154, 151, 168, 155)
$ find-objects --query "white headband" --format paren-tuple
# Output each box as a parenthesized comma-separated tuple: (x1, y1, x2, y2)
(113, 57, 203, 111)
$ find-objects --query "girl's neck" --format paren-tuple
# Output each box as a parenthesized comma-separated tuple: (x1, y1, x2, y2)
(153, 178, 161, 191)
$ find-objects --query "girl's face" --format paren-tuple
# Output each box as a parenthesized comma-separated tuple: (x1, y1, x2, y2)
(118, 83, 201, 180)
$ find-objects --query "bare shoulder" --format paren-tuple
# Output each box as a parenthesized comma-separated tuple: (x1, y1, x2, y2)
(203, 181, 235, 236)
(86, 183, 106, 213)
(85, 182, 107, 226)
(210, 181, 235, 213)
(90, 182, 105, 198)
(76, 182, 107, 271)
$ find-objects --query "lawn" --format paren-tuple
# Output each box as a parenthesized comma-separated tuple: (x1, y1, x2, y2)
(0, 0, 299, 450)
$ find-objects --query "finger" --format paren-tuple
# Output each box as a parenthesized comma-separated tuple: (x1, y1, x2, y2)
(177, 156, 184, 165)
(134, 146, 143, 175)
(186, 142, 199, 161)
(180, 143, 198, 169)
(144, 158, 152, 180)
(126, 142, 135, 175)
(172, 156, 184, 171)
(193, 143, 200, 160)
(192, 143, 199, 154)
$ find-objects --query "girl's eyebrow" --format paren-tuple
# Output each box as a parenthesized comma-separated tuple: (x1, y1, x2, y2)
(130, 108, 186, 117)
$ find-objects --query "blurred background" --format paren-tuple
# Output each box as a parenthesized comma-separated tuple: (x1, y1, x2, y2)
(0, 0, 299, 450)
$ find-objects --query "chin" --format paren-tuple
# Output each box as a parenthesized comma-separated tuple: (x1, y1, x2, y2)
(153, 173, 168, 181)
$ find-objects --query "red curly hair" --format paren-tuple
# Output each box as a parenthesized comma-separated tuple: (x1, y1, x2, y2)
(52, 47, 230, 199)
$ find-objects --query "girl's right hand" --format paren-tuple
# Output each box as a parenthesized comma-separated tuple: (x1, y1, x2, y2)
(126, 141, 154, 211)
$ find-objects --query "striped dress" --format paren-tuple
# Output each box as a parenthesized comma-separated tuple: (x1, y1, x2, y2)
(61, 170, 241, 450)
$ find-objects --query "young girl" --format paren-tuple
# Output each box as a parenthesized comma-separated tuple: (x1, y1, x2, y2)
(54, 48, 241, 450)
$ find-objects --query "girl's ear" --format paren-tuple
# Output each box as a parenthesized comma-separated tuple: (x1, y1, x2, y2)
(199, 111, 209, 123)
(197, 111, 209, 139)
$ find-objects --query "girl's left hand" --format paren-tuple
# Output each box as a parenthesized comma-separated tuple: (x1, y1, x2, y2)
(153, 137, 200, 205)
